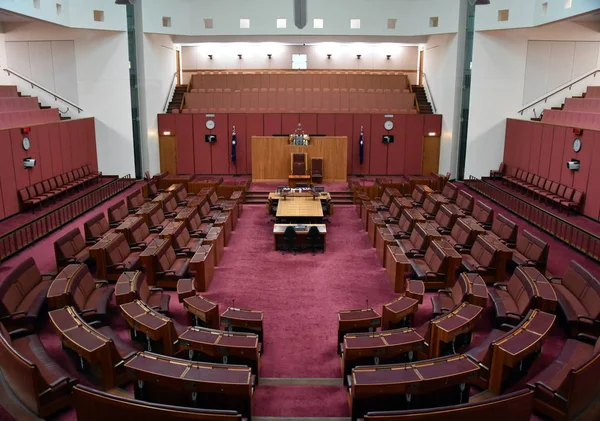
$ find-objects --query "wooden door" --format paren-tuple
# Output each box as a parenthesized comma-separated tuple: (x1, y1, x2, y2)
(422, 136, 440, 175)
(159, 135, 178, 175)
(418, 50, 424, 86)
(176, 50, 181, 85)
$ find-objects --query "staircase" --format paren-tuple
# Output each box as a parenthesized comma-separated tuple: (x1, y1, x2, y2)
(412, 85, 433, 114)
(245, 190, 354, 205)
(167, 85, 187, 113)
(17, 91, 72, 120)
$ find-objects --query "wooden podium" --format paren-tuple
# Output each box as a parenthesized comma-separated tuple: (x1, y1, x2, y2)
(251, 136, 347, 182)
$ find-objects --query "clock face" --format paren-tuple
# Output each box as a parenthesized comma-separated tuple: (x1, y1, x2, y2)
(205, 119, 215, 130)
(22, 136, 31, 151)
(573, 138, 582, 153)
(384, 120, 394, 131)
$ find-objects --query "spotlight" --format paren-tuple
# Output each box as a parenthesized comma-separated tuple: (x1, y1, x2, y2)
(386, 55, 391, 60)
(267, 54, 272, 59)
(208, 54, 213, 59)
(327, 54, 332, 59)
(428, 132, 437, 136)
(238, 54, 242, 59)
(163, 131, 171, 136)
(356, 54, 361, 59)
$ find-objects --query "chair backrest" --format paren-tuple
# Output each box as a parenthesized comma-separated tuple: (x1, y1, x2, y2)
(136, 274, 150, 303)
(409, 224, 427, 250)
(491, 214, 518, 243)
(311, 157, 323, 176)
(291, 152, 307, 175)
(54, 228, 86, 262)
(452, 274, 469, 306)
(156, 240, 178, 271)
(84, 213, 111, 240)
(508, 267, 537, 314)
(422, 194, 440, 215)
(562, 261, 600, 318)
(424, 242, 445, 272)
(105, 234, 132, 266)
(67, 265, 96, 312)
(456, 190, 474, 213)
(150, 207, 167, 227)
(307, 225, 320, 238)
(127, 190, 145, 209)
(516, 230, 549, 266)
(472, 201, 493, 225)
(470, 236, 496, 267)
(0, 258, 42, 315)
(441, 182, 458, 200)
(108, 200, 128, 224)
(164, 195, 178, 214)
(131, 219, 151, 243)
(434, 205, 453, 229)
(284, 226, 296, 239)
(450, 219, 471, 246)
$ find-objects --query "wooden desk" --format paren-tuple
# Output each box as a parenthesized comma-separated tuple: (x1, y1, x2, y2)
(427, 302, 483, 358)
(204, 227, 224, 266)
(519, 266, 557, 313)
(126, 352, 253, 418)
(176, 278, 196, 302)
(114, 217, 143, 245)
(135, 202, 161, 226)
(89, 233, 121, 281)
(119, 300, 183, 356)
(49, 307, 132, 390)
(337, 309, 381, 346)
(460, 273, 489, 308)
(47, 264, 81, 309)
(251, 136, 347, 182)
(178, 326, 260, 377)
(433, 239, 464, 289)
(488, 310, 555, 394)
(481, 235, 513, 284)
(410, 222, 443, 249)
(385, 246, 411, 293)
(382, 296, 419, 330)
(115, 271, 143, 306)
(269, 192, 331, 201)
(183, 294, 220, 329)
(276, 198, 323, 218)
(273, 224, 327, 251)
(190, 245, 215, 292)
(342, 328, 424, 379)
(376, 228, 396, 267)
(221, 308, 264, 351)
(288, 174, 311, 187)
(350, 354, 479, 420)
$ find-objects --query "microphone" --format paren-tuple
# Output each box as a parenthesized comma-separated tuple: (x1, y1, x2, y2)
(366, 299, 369, 310)
(232, 299, 235, 310)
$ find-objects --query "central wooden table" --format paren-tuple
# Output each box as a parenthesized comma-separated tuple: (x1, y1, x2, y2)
(276, 197, 324, 218)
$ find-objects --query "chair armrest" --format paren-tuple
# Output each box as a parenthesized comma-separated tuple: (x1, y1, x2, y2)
(409, 248, 424, 254)
(65, 257, 82, 264)
(109, 221, 121, 228)
(426, 271, 445, 277)
(8, 328, 31, 339)
(176, 200, 188, 206)
(41, 273, 56, 280)
(506, 311, 524, 319)
(577, 315, 599, 324)
(88, 320, 102, 328)
(499, 323, 514, 332)
(533, 382, 568, 404)
(411, 253, 425, 258)
(79, 308, 97, 315)
(95, 280, 109, 286)
(493, 283, 507, 291)
(576, 333, 598, 345)
(476, 265, 495, 271)
(504, 240, 516, 248)
(454, 243, 469, 250)
(547, 276, 562, 284)
(47, 376, 70, 390)
(481, 223, 492, 230)
(156, 270, 176, 276)
(85, 240, 97, 245)
(164, 212, 177, 218)
(394, 230, 409, 238)
(190, 233, 205, 238)
(200, 217, 213, 223)
(0, 311, 27, 320)
(175, 253, 189, 258)
(106, 263, 125, 270)
(129, 246, 143, 251)
(150, 224, 164, 231)
(150, 287, 164, 293)
(436, 227, 451, 234)
(437, 288, 452, 296)
(131, 241, 147, 248)
(175, 247, 191, 253)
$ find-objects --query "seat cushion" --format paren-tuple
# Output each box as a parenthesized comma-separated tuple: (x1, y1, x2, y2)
(84, 285, 115, 316)
(489, 288, 521, 323)
(12, 334, 70, 385)
(554, 283, 589, 322)
(170, 259, 189, 278)
(74, 248, 91, 264)
(431, 294, 455, 315)
(16, 282, 50, 317)
(410, 259, 431, 279)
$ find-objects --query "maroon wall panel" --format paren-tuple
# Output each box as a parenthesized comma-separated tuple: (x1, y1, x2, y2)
(59, 123, 73, 173)
(538, 125, 554, 178)
(584, 132, 600, 220)
(518, 121, 532, 171)
(573, 130, 593, 192)
(528, 124, 543, 174)
(281, 113, 300, 134)
(352, 114, 371, 174)
(386, 115, 408, 175)
(317, 114, 335, 136)
(369, 114, 389, 174)
(503, 119, 518, 169)
(548, 126, 566, 182)
(405, 115, 424, 175)
(70, 120, 86, 170)
(560, 129, 576, 187)
(37, 125, 53, 181)
(264, 114, 281, 136)
(191, 114, 211, 174)
(86, 119, 98, 172)
(423, 114, 442, 137)
(157, 113, 176, 136)
(0, 130, 18, 217)
(11, 129, 28, 190)
(207, 115, 229, 174)
(299, 114, 317, 134)
(245, 113, 264, 173)
(228, 114, 247, 174)
(49, 123, 63, 176)
(176, 114, 195, 174)
(334, 114, 354, 174)
(25, 126, 42, 185)
(0, 180, 4, 220)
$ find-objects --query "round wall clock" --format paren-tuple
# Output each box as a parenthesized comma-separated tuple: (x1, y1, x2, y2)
(384, 120, 394, 131)
(22, 136, 31, 151)
(573, 138, 582, 153)
(205, 119, 215, 130)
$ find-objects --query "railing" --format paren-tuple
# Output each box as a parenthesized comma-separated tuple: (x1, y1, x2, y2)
(163, 71, 178, 113)
(421, 72, 437, 114)
(465, 177, 600, 263)
(518, 68, 599, 115)
(0, 176, 136, 262)
(3, 68, 84, 114)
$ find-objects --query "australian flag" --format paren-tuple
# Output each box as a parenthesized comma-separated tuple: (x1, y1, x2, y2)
(231, 125, 237, 164)
(359, 125, 364, 165)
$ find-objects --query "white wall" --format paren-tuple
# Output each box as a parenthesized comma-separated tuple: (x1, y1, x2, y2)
(2, 21, 135, 177)
(464, 19, 600, 179)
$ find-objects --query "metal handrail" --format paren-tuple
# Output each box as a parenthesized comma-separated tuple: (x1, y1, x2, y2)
(3, 68, 84, 113)
(518, 68, 599, 115)
(421, 72, 437, 114)
(163, 71, 178, 113)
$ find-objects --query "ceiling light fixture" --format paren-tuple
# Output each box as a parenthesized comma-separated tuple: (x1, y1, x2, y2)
(208, 54, 213, 59)
(267, 54, 272, 59)
(238, 54, 243, 59)
(386, 55, 391, 59)
(356, 54, 361, 59)
(327, 54, 332, 59)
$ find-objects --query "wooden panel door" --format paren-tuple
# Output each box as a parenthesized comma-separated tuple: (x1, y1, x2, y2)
(421, 136, 440, 175)
(159, 135, 178, 175)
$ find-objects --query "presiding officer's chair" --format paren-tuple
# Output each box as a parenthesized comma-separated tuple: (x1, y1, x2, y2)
(291, 152, 308, 176)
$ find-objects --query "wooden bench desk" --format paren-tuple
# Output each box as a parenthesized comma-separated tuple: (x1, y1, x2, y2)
(382, 296, 419, 330)
(183, 294, 220, 329)
(273, 224, 327, 251)
(190, 245, 215, 291)
(276, 197, 323, 218)
(114, 271, 143, 306)
(338, 308, 382, 347)
(288, 174, 312, 187)
(427, 302, 483, 358)
(221, 307, 264, 351)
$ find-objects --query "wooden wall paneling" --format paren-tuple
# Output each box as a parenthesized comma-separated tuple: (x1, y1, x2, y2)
(352, 114, 371, 174)
(251, 136, 347, 181)
(0, 130, 18, 217)
(70, 120, 85, 170)
(191, 114, 211, 174)
(208, 114, 229, 174)
(175, 114, 195, 174)
(245, 113, 264, 173)
(538, 124, 554, 178)
(404, 114, 424, 175)
(0, 179, 5, 220)
(573, 129, 593, 192)
(281, 113, 300, 134)
(317, 114, 335, 136)
(159, 135, 178, 175)
(422, 136, 441, 176)
(37, 124, 53, 181)
(264, 113, 281, 136)
(503, 119, 518, 169)
(528, 123, 543, 175)
(299, 113, 318, 134)
(560, 128, 576, 187)
(386, 114, 407, 175)
(49, 123, 63, 176)
(369, 114, 389, 174)
(59, 123, 73, 173)
(10, 129, 29, 190)
(548, 125, 566, 182)
(26, 126, 42, 185)
(228, 114, 248, 174)
(583, 132, 600, 220)
(334, 114, 354, 174)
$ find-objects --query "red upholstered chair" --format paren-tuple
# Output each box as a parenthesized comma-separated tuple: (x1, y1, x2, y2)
(54, 228, 92, 270)
(487, 214, 518, 246)
(108, 200, 130, 227)
(0, 258, 53, 334)
(511, 230, 549, 272)
(84, 213, 115, 243)
(455, 190, 474, 214)
(61, 264, 114, 323)
(489, 266, 539, 326)
(471, 200, 494, 228)
(461, 235, 498, 280)
(431, 273, 470, 316)
(126, 189, 146, 212)
(104, 234, 143, 280)
(311, 157, 323, 183)
(291, 152, 308, 176)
